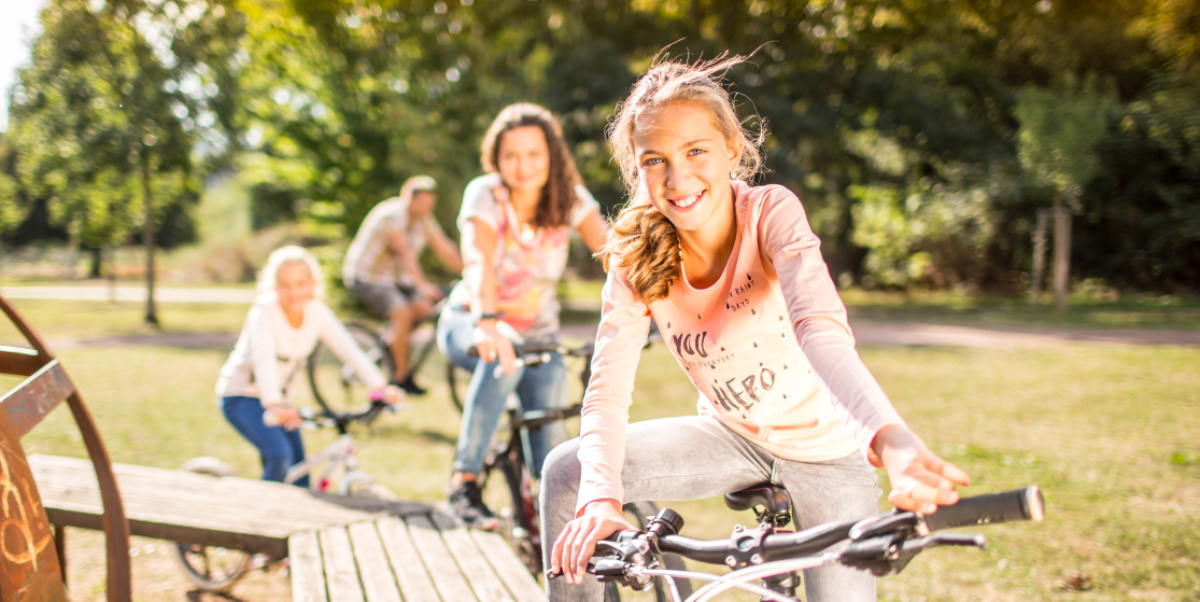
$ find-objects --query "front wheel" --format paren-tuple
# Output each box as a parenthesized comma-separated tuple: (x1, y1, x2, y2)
(338, 470, 397, 500)
(488, 453, 541, 575)
(612, 501, 694, 602)
(172, 458, 253, 591)
(308, 322, 390, 415)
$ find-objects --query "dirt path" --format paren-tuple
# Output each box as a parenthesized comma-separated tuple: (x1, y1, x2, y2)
(51, 318, 1199, 351)
(9, 285, 1197, 349)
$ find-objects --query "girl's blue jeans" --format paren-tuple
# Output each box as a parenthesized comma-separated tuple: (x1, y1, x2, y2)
(437, 309, 569, 477)
(221, 395, 310, 487)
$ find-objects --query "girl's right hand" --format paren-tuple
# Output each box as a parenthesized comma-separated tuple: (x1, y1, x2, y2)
(473, 320, 517, 375)
(266, 404, 302, 430)
(550, 499, 636, 585)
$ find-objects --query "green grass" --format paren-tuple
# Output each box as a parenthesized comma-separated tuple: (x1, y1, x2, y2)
(839, 288, 1200, 330)
(0, 298, 250, 341)
(7, 297, 1200, 600)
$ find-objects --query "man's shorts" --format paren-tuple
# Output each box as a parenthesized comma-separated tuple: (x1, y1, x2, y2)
(349, 280, 417, 319)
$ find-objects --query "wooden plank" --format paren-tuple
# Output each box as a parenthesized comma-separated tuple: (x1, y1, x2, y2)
(375, 516, 439, 602)
(470, 529, 545, 602)
(405, 514, 476, 601)
(319, 526, 365, 602)
(289, 530, 328, 602)
(0, 346, 42, 378)
(28, 454, 428, 557)
(430, 513, 512, 601)
(1, 361, 73, 437)
(346, 521, 401, 602)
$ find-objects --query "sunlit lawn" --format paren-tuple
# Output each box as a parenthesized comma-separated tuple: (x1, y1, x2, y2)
(3, 297, 1198, 600)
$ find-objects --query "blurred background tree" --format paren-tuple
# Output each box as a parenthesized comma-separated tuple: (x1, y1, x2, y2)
(1, 0, 1197, 297)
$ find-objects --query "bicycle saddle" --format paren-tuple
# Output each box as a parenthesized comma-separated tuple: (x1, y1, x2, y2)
(724, 483, 793, 527)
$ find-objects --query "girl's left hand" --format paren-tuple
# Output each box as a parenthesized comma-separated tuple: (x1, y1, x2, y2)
(550, 499, 636, 585)
(871, 424, 971, 514)
(380, 384, 405, 405)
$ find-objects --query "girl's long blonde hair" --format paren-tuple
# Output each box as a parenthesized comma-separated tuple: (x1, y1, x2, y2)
(601, 53, 765, 303)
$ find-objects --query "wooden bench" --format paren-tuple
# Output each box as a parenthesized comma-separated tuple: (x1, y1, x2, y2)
(1, 295, 543, 601)
(289, 514, 544, 601)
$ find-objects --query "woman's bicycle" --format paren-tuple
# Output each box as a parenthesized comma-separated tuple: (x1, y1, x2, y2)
(563, 483, 1045, 601)
(457, 339, 693, 601)
(173, 400, 400, 591)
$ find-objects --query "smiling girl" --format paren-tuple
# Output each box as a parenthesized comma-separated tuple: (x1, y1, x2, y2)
(541, 56, 971, 601)
(216, 246, 402, 486)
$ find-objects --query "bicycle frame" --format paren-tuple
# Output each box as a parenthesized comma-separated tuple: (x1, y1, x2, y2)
(282, 432, 362, 493)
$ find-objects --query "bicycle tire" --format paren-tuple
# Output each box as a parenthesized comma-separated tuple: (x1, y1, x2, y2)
(486, 452, 543, 574)
(172, 458, 253, 592)
(445, 358, 467, 414)
(402, 314, 440, 385)
(307, 322, 391, 414)
(620, 501, 695, 601)
(338, 470, 398, 500)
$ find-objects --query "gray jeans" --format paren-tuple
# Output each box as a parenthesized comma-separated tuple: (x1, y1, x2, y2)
(540, 415, 880, 601)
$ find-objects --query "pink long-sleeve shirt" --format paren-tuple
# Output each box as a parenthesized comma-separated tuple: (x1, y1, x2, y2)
(576, 181, 906, 513)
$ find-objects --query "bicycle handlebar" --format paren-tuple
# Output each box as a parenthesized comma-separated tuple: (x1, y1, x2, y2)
(918, 485, 1044, 532)
(571, 485, 1044, 585)
(264, 400, 394, 431)
(467, 341, 596, 365)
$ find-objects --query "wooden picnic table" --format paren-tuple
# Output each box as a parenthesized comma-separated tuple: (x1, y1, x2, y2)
(29, 454, 544, 601)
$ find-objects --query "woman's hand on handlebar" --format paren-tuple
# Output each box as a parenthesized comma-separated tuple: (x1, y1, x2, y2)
(550, 498, 636, 585)
(416, 281, 444, 302)
(872, 424, 971, 515)
(473, 320, 517, 375)
(267, 404, 303, 430)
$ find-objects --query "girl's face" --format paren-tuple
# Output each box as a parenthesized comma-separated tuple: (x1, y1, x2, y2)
(409, 190, 436, 219)
(496, 125, 551, 199)
(275, 261, 316, 316)
(633, 100, 740, 237)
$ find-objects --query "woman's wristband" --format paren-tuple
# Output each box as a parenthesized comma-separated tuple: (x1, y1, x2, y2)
(475, 312, 501, 324)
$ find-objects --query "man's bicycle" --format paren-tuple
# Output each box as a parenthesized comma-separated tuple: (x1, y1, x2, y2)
(172, 400, 400, 591)
(456, 339, 693, 601)
(565, 483, 1045, 601)
(306, 297, 448, 414)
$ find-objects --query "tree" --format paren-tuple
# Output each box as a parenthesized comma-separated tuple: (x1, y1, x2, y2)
(1015, 76, 1114, 309)
(5, 0, 241, 322)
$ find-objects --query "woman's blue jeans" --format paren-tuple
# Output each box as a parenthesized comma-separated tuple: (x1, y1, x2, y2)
(221, 395, 310, 487)
(437, 310, 569, 477)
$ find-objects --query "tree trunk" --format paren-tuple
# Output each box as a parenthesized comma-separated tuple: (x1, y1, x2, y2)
(108, 246, 118, 303)
(141, 152, 159, 326)
(1031, 209, 1051, 303)
(89, 247, 103, 278)
(1053, 198, 1071, 313)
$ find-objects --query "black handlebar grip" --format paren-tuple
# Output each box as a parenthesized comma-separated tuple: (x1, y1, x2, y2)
(923, 485, 1045, 532)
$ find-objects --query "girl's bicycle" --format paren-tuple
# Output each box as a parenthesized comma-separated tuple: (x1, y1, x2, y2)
(172, 399, 400, 591)
(461, 339, 693, 601)
(564, 483, 1045, 601)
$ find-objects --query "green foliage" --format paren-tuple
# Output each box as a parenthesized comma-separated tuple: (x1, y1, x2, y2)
(1015, 75, 1115, 203)
(4, 0, 1200, 293)
(3, 0, 213, 252)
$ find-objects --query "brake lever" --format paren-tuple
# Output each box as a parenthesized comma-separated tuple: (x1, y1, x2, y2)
(840, 531, 988, 576)
(900, 532, 987, 553)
